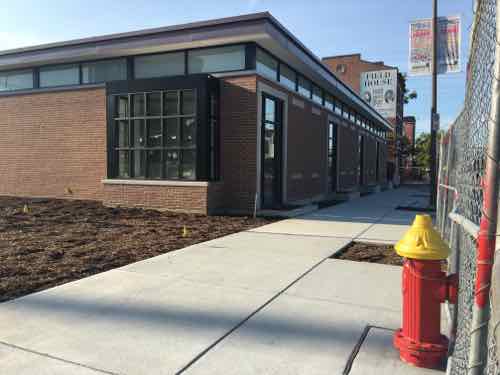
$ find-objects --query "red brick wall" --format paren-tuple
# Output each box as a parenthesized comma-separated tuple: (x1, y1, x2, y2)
(102, 183, 211, 214)
(0, 88, 107, 200)
(322, 54, 389, 95)
(0, 87, 225, 215)
(363, 137, 378, 186)
(286, 96, 327, 202)
(337, 123, 359, 191)
(218, 75, 258, 213)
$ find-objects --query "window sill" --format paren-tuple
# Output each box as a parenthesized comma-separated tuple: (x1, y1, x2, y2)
(101, 179, 209, 187)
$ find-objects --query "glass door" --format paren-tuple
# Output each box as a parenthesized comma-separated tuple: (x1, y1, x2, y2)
(261, 94, 283, 209)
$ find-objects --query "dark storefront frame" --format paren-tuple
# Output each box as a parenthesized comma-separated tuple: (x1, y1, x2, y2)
(106, 74, 219, 181)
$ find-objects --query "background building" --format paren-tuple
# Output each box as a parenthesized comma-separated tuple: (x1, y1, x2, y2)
(0, 13, 391, 215)
(402, 116, 416, 179)
(322, 53, 405, 185)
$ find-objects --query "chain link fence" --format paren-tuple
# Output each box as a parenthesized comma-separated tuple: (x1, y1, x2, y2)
(436, 0, 499, 374)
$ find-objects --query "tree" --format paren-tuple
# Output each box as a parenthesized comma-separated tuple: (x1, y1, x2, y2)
(414, 131, 444, 170)
(401, 73, 417, 104)
(414, 133, 431, 169)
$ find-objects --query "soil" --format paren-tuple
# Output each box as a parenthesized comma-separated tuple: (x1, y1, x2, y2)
(333, 241, 403, 266)
(0, 197, 275, 303)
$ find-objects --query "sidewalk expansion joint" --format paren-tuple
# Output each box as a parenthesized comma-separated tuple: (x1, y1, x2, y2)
(175, 247, 339, 374)
(342, 325, 395, 375)
(0, 340, 122, 375)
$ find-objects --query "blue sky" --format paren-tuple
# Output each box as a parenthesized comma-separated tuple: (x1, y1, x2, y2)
(1, 0, 473, 135)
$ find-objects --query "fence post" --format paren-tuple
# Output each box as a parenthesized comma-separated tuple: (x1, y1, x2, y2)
(467, 1, 500, 373)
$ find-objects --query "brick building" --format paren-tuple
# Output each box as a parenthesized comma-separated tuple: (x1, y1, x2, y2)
(0, 13, 391, 215)
(322, 54, 405, 184)
(403, 116, 416, 148)
(402, 116, 416, 177)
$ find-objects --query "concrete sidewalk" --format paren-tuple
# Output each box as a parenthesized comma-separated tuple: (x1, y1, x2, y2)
(0, 186, 441, 374)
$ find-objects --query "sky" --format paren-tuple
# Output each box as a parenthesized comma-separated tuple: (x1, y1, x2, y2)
(1, 0, 473, 135)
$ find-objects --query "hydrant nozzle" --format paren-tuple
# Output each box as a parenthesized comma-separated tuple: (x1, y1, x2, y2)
(393, 215, 457, 369)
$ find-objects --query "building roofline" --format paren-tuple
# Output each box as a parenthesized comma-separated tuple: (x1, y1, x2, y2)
(322, 53, 399, 71)
(322, 53, 361, 60)
(0, 13, 273, 57)
(0, 12, 393, 131)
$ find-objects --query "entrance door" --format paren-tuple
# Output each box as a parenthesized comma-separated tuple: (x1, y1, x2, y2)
(261, 94, 283, 209)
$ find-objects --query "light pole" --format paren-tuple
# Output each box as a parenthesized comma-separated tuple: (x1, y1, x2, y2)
(430, 0, 438, 207)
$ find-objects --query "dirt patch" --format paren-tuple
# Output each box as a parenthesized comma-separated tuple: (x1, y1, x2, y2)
(333, 241, 403, 266)
(0, 196, 276, 302)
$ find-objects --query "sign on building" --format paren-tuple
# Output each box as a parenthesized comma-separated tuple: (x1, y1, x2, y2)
(409, 16, 461, 75)
(360, 69, 397, 118)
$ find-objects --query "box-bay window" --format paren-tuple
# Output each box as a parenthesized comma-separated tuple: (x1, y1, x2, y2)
(112, 90, 197, 180)
(107, 75, 218, 182)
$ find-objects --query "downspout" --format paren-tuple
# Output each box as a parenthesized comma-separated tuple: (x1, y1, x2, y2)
(467, 1, 500, 373)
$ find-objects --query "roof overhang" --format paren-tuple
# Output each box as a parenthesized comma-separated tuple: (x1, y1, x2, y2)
(0, 12, 392, 131)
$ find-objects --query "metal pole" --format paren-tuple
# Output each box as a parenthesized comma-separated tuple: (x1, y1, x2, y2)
(430, 0, 438, 208)
(467, 1, 500, 372)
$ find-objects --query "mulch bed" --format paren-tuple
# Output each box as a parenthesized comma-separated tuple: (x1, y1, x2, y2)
(0, 197, 275, 303)
(333, 241, 403, 266)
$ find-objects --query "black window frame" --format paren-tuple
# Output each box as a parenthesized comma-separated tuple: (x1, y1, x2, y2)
(106, 74, 219, 182)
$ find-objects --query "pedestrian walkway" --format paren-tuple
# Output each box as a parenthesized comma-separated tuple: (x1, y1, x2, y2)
(0, 186, 442, 374)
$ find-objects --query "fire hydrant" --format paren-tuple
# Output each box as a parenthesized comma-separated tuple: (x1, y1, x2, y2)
(393, 214, 458, 369)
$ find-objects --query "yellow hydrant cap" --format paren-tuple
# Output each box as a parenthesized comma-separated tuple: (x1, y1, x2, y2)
(394, 214, 450, 260)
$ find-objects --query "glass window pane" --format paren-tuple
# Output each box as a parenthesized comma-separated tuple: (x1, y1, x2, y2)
(0, 70, 33, 91)
(118, 151, 130, 178)
(181, 118, 196, 147)
(132, 94, 145, 117)
(117, 121, 129, 147)
(40, 64, 79, 87)
(134, 52, 185, 79)
(165, 150, 180, 179)
(81, 59, 126, 84)
(256, 48, 278, 80)
(133, 120, 145, 147)
(147, 150, 162, 179)
(164, 91, 179, 115)
(133, 150, 146, 178)
(335, 102, 342, 115)
(166, 118, 180, 147)
(188, 45, 245, 73)
(312, 85, 322, 105)
(324, 94, 333, 110)
(265, 98, 276, 122)
(115, 95, 128, 118)
(148, 119, 162, 147)
(279, 64, 296, 91)
(181, 150, 196, 180)
(182, 90, 195, 115)
(298, 76, 311, 98)
(147, 92, 162, 116)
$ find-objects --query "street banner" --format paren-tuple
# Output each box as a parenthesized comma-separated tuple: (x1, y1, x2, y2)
(360, 69, 398, 118)
(409, 16, 461, 75)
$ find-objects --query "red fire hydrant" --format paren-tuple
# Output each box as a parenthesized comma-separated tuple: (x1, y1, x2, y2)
(393, 214, 458, 369)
